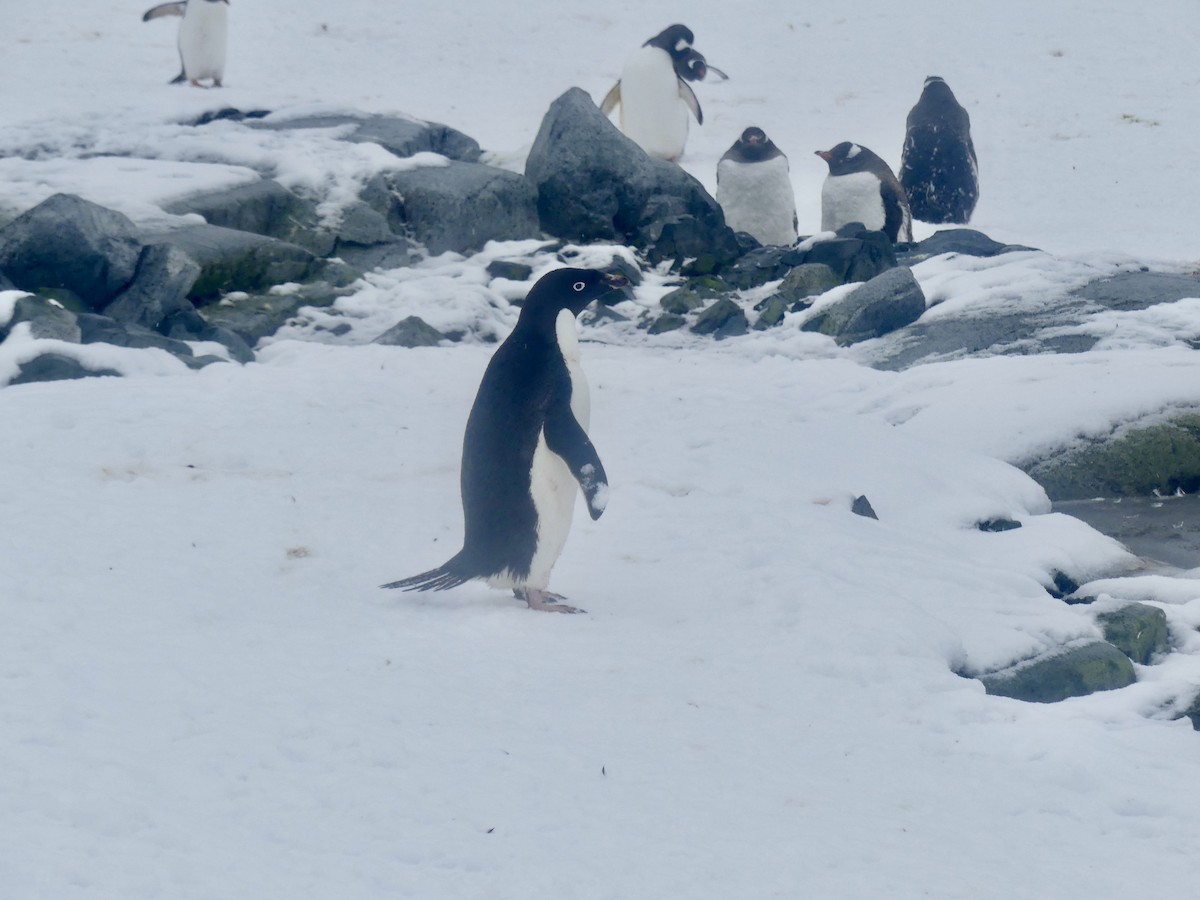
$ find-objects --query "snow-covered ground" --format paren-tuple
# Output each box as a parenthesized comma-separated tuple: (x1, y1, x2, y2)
(4, 2, 1200, 897)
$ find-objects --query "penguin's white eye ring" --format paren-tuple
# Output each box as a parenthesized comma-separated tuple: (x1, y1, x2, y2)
(573, 281, 586, 292)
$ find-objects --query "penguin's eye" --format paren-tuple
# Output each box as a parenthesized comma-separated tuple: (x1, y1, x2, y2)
(573, 281, 586, 292)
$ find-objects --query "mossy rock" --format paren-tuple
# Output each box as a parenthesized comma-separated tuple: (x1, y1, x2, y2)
(1096, 603, 1170, 665)
(978, 640, 1136, 703)
(691, 298, 748, 338)
(754, 296, 788, 330)
(1025, 414, 1200, 500)
(660, 276, 728, 314)
(648, 314, 685, 334)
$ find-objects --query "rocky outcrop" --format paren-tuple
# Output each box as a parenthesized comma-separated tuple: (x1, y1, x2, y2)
(977, 640, 1136, 703)
(803, 266, 927, 345)
(525, 87, 740, 271)
(249, 112, 482, 163)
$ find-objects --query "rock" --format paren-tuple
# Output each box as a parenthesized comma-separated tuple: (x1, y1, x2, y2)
(851, 495, 879, 519)
(189, 108, 271, 126)
(334, 202, 394, 247)
(774, 263, 840, 308)
(76, 313, 200, 361)
(1096, 603, 1170, 665)
(1182, 691, 1200, 730)
(374, 315, 445, 347)
(161, 315, 255, 364)
(164, 179, 334, 256)
(385, 162, 540, 255)
(525, 88, 740, 270)
(0, 194, 142, 310)
(804, 232, 897, 284)
(753, 296, 788, 330)
(142, 224, 319, 301)
(486, 260, 534, 282)
(1071, 270, 1200, 312)
(103, 244, 201, 331)
(9, 352, 121, 386)
(722, 246, 808, 289)
(660, 276, 726, 314)
(978, 640, 1136, 703)
(3, 295, 81, 342)
(803, 266, 926, 345)
(691, 298, 748, 338)
(1054, 494, 1200, 570)
(199, 282, 342, 347)
(1024, 414, 1200, 500)
(977, 518, 1022, 532)
(647, 314, 685, 334)
(251, 113, 482, 162)
(899, 228, 1036, 264)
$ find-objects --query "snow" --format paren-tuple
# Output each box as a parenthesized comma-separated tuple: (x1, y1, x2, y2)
(4, 1, 1200, 897)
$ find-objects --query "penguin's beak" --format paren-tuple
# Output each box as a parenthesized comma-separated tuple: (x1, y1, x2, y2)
(815, 149, 833, 161)
(604, 273, 629, 289)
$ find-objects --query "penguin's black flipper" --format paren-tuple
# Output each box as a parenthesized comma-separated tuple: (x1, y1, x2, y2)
(381, 553, 472, 591)
(543, 405, 609, 520)
(678, 79, 703, 125)
(170, 69, 187, 85)
(143, 1, 187, 22)
(599, 83, 621, 117)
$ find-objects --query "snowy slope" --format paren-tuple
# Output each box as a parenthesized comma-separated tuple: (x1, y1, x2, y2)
(4, 2, 1200, 898)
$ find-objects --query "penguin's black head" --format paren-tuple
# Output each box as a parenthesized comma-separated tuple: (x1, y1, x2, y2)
(919, 75, 959, 106)
(741, 127, 768, 147)
(517, 268, 628, 333)
(815, 141, 878, 175)
(645, 24, 695, 59)
(727, 127, 782, 163)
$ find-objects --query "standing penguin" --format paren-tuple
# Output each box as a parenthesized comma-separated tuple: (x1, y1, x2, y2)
(717, 127, 798, 246)
(815, 142, 913, 244)
(899, 76, 979, 224)
(142, 0, 229, 88)
(382, 268, 627, 614)
(599, 24, 728, 161)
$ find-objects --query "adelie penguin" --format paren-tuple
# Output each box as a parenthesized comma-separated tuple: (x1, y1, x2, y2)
(142, 0, 229, 88)
(382, 268, 627, 614)
(899, 76, 979, 224)
(717, 127, 798, 247)
(815, 142, 913, 244)
(600, 24, 728, 162)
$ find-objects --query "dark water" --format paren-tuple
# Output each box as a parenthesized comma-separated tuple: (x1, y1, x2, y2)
(1054, 494, 1200, 571)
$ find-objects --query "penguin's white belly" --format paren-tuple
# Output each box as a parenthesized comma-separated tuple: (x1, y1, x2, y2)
(821, 172, 886, 233)
(717, 156, 798, 246)
(179, 4, 227, 81)
(617, 47, 689, 160)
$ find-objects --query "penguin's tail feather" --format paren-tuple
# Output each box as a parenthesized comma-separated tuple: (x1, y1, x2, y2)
(381, 555, 472, 592)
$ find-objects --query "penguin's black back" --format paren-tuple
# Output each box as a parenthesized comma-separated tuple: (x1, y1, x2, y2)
(899, 77, 979, 224)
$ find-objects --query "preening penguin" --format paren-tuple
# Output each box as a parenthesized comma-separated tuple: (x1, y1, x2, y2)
(382, 268, 627, 614)
(815, 141, 913, 244)
(142, 0, 229, 88)
(717, 127, 799, 247)
(899, 76, 979, 224)
(599, 24, 728, 161)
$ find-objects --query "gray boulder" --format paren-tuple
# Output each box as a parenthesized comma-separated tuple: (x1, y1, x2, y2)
(9, 352, 121, 386)
(525, 88, 740, 270)
(804, 266, 927, 344)
(251, 113, 482, 162)
(0, 194, 141, 309)
(164, 179, 335, 256)
(978, 640, 1136, 702)
(374, 316, 446, 347)
(3, 294, 81, 343)
(899, 228, 1037, 264)
(103, 244, 201, 331)
(198, 282, 342, 347)
(141, 224, 319, 301)
(384, 162, 540, 255)
(76, 313, 220, 370)
(1097, 603, 1170, 665)
(691, 298, 748, 338)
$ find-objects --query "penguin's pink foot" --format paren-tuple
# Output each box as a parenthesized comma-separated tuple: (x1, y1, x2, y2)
(189, 79, 207, 88)
(516, 588, 585, 614)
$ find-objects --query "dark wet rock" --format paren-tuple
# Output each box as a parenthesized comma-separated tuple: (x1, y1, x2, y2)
(647, 314, 686, 334)
(103, 244, 201, 331)
(899, 228, 1037, 264)
(374, 315, 445, 347)
(486, 260, 534, 282)
(381, 162, 539, 255)
(851, 495, 879, 519)
(1047, 570, 1082, 599)
(753, 296, 788, 330)
(691, 298, 747, 338)
(978, 640, 1136, 702)
(251, 113, 482, 163)
(1070, 270, 1200, 312)
(722, 245, 807, 289)
(773, 263, 840, 308)
(0, 193, 141, 310)
(164, 179, 334, 256)
(803, 266, 926, 345)
(3, 294, 81, 342)
(1097, 603, 1170, 665)
(198, 282, 342, 347)
(142, 224, 319, 301)
(189, 108, 271, 126)
(334, 201, 393, 248)
(9, 352, 122, 386)
(161, 315, 255, 364)
(1024, 414, 1200, 501)
(525, 88, 740, 270)
(660, 276, 725, 314)
(978, 518, 1022, 532)
(77, 313, 198, 358)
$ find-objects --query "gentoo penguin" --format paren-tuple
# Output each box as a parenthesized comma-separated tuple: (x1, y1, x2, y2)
(599, 24, 728, 161)
(382, 268, 627, 614)
(815, 142, 913, 244)
(142, 0, 229, 88)
(717, 127, 798, 246)
(899, 76, 979, 224)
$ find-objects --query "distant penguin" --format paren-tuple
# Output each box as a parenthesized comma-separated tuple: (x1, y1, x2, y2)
(382, 268, 627, 614)
(815, 142, 913, 244)
(599, 24, 728, 161)
(717, 127, 798, 246)
(142, 0, 229, 88)
(899, 76, 979, 224)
